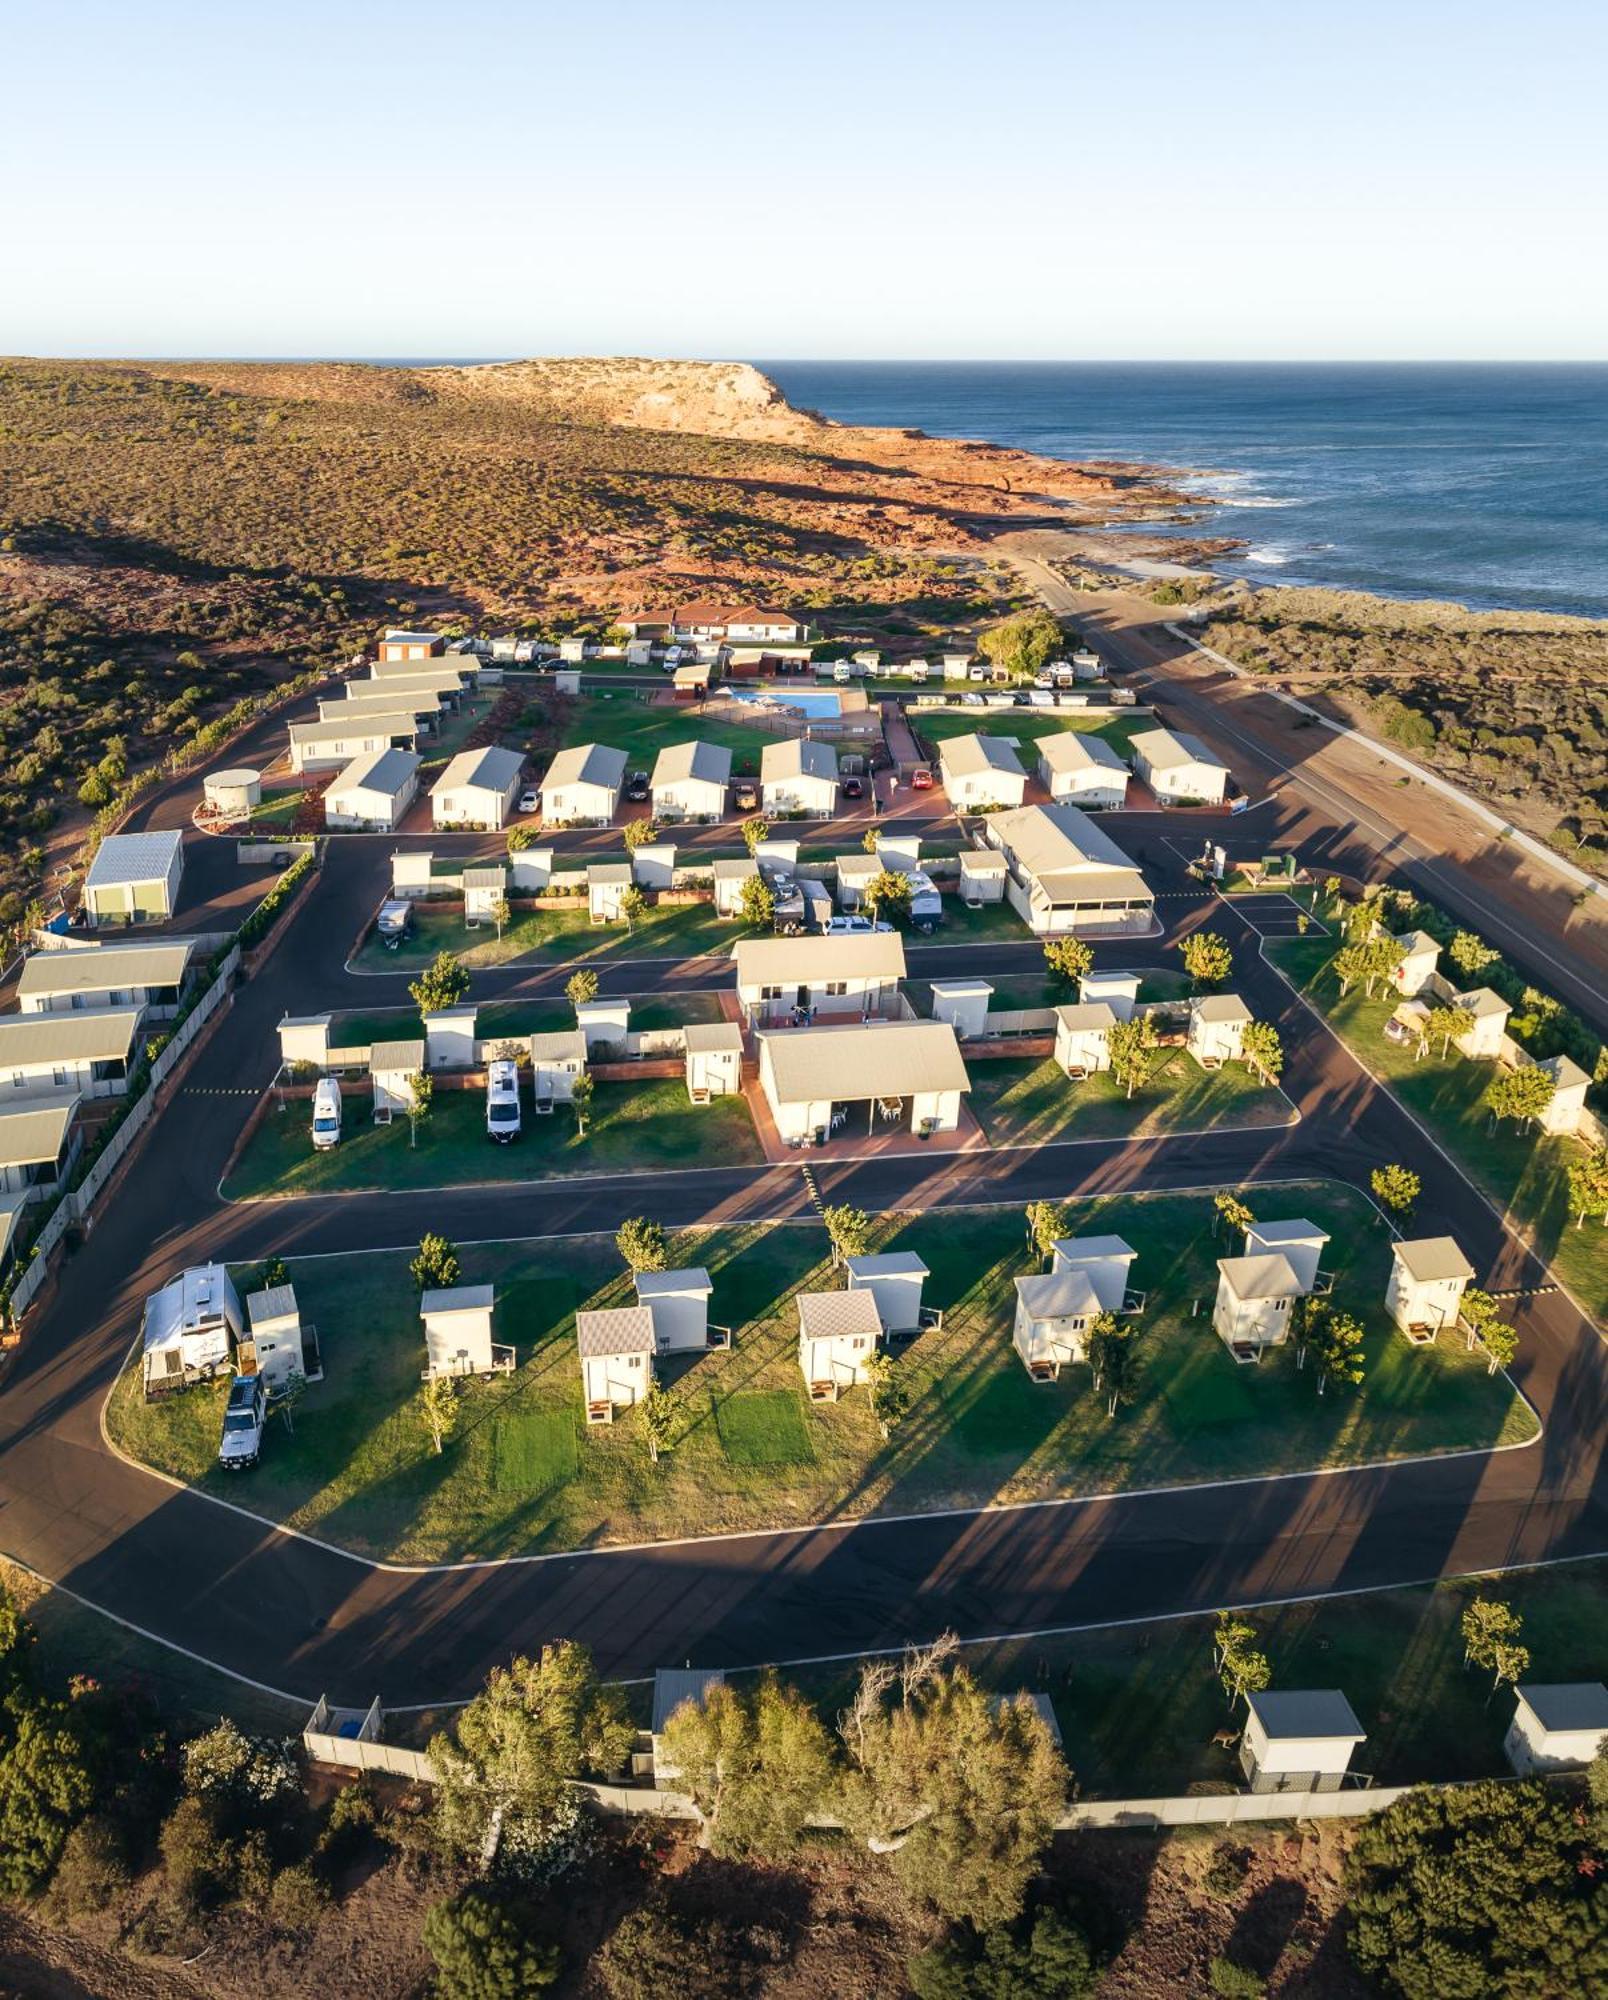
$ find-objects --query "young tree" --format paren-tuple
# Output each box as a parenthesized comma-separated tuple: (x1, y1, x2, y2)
(1214, 1191, 1255, 1240)
(409, 948, 471, 1016)
(1566, 1147, 1608, 1227)
(1461, 1596, 1523, 1673)
(616, 1216, 669, 1272)
(1486, 1064, 1555, 1133)
(1310, 1311, 1366, 1396)
(429, 1643, 634, 1862)
(1212, 1614, 1272, 1709)
(1448, 929, 1499, 980)
(1107, 1015, 1156, 1100)
(1088, 1317, 1139, 1417)
(909, 1909, 1099, 2000)
(640, 1383, 676, 1465)
(1025, 1199, 1072, 1261)
(1179, 930, 1232, 989)
(506, 824, 534, 854)
(1422, 1003, 1474, 1059)
(863, 868, 911, 927)
(821, 1204, 872, 1265)
(566, 968, 599, 1010)
(623, 816, 657, 854)
(1291, 1294, 1326, 1371)
(411, 1232, 461, 1290)
(977, 608, 1063, 682)
(737, 870, 775, 932)
(862, 825, 881, 855)
(617, 885, 647, 931)
(0, 1698, 98, 1897)
(837, 1643, 1068, 1930)
(864, 1349, 911, 1440)
(489, 895, 511, 943)
(418, 1375, 458, 1457)
(1331, 941, 1371, 998)
(1458, 1286, 1497, 1345)
(405, 1069, 433, 1149)
(659, 1672, 836, 1858)
(1043, 935, 1093, 987)
(740, 814, 770, 855)
(1477, 1318, 1518, 1376)
(569, 1071, 595, 1135)
(423, 1889, 560, 1998)
(1240, 1020, 1283, 1085)
(1370, 1162, 1420, 1217)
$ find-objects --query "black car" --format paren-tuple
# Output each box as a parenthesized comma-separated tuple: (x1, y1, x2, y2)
(841, 776, 865, 800)
(624, 770, 650, 802)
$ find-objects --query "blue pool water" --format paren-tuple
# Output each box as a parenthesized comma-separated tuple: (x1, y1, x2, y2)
(729, 688, 843, 718)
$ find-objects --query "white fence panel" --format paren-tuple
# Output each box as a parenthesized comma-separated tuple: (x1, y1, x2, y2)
(983, 1007, 1057, 1036)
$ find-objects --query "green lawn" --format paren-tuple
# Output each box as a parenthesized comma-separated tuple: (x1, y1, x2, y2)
(108, 1191, 1534, 1563)
(352, 897, 754, 971)
(913, 709, 1144, 758)
(557, 693, 778, 772)
(924, 899, 1032, 943)
(909, 972, 1063, 1015)
(224, 1079, 762, 1198)
(415, 695, 499, 769)
(968, 1052, 1295, 1146)
(248, 788, 306, 829)
(1269, 937, 1608, 1321)
(786, 1560, 1608, 1798)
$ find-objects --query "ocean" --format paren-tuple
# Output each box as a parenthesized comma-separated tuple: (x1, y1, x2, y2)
(760, 362, 1608, 621)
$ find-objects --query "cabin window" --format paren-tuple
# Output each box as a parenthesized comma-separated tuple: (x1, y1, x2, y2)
(761, 985, 783, 1001)
(824, 981, 848, 997)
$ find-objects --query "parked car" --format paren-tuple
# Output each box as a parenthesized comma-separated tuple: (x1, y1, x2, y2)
(910, 766, 933, 790)
(1383, 1017, 1414, 1047)
(376, 898, 413, 950)
(311, 1077, 342, 1151)
(518, 788, 541, 814)
(218, 1374, 267, 1472)
(625, 770, 650, 802)
(825, 914, 894, 936)
(841, 776, 865, 800)
(731, 779, 759, 811)
(486, 1057, 522, 1143)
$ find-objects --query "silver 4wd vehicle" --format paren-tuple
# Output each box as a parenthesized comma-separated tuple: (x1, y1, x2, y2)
(218, 1374, 266, 1471)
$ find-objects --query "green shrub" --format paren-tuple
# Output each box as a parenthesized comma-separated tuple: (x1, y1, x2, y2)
(48, 1815, 129, 1914)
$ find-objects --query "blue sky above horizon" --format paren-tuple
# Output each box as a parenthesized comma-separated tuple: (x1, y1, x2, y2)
(4, 0, 1605, 361)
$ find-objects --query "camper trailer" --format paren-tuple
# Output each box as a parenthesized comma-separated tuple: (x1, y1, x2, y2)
(376, 899, 413, 950)
(485, 1058, 522, 1144)
(310, 1077, 342, 1151)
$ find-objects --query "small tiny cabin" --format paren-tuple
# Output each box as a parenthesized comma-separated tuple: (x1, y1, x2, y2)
(243, 1284, 308, 1391)
(929, 978, 992, 1041)
(1504, 1683, 1608, 1776)
(1390, 930, 1440, 997)
(369, 1039, 425, 1121)
(587, 863, 633, 924)
(527, 1030, 586, 1107)
(1386, 1236, 1474, 1341)
(957, 850, 1008, 906)
(797, 1288, 882, 1401)
(424, 1005, 478, 1071)
(462, 866, 508, 924)
(1241, 1689, 1366, 1794)
(1213, 1253, 1302, 1357)
(1537, 1054, 1589, 1136)
(845, 1252, 929, 1334)
(1186, 993, 1252, 1068)
(1452, 987, 1511, 1059)
(420, 1285, 508, 1378)
(712, 857, 758, 917)
(1054, 1001, 1115, 1077)
(1013, 1266, 1102, 1380)
(574, 997, 631, 1056)
(578, 1306, 656, 1421)
(1079, 969, 1141, 1021)
(1245, 1219, 1330, 1294)
(635, 1267, 714, 1352)
(683, 1022, 744, 1102)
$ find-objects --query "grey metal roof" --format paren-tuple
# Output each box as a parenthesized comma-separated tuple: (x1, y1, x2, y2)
(528, 1030, 587, 1062)
(0, 1096, 80, 1169)
(419, 1285, 495, 1315)
(651, 740, 732, 788)
(0, 1009, 140, 1066)
(711, 857, 757, 881)
(682, 1022, 745, 1053)
(1393, 1236, 1474, 1284)
(17, 940, 195, 1000)
(544, 742, 628, 792)
(587, 862, 632, 884)
(652, 1667, 726, 1736)
(635, 1267, 713, 1299)
(462, 866, 507, 889)
(1248, 1219, 1329, 1250)
(940, 733, 1027, 780)
(1039, 730, 1128, 774)
(433, 746, 525, 796)
(1131, 726, 1227, 773)
(1217, 1252, 1303, 1301)
(987, 802, 1145, 883)
(291, 712, 420, 745)
(845, 1252, 929, 1280)
(734, 932, 906, 987)
(1246, 1689, 1365, 1741)
(1455, 986, 1509, 1018)
(84, 830, 184, 890)
(1517, 1682, 1608, 1733)
(797, 1289, 883, 1342)
(577, 1305, 656, 1357)
(330, 747, 420, 797)
(760, 1020, 969, 1106)
(1541, 1053, 1591, 1090)
(246, 1284, 299, 1327)
(1015, 1268, 1101, 1321)
(1055, 1002, 1117, 1034)
(369, 1038, 425, 1070)
(1192, 993, 1252, 1023)
(761, 737, 837, 783)
(1053, 1234, 1137, 1267)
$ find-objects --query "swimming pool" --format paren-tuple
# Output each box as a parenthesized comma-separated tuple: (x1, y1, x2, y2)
(728, 687, 843, 719)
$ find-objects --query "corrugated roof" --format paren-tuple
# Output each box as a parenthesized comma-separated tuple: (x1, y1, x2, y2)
(544, 742, 628, 792)
(652, 1667, 726, 1735)
(797, 1289, 883, 1342)
(588, 862, 632, 884)
(1246, 1689, 1365, 1741)
(0, 1009, 140, 1066)
(0, 1096, 80, 1169)
(1217, 1252, 1302, 1301)
(940, 733, 1027, 781)
(84, 830, 184, 890)
(987, 803, 1146, 885)
(17, 940, 195, 1000)
(636, 1267, 713, 1299)
(1055, 1002, 1117, 1034)
(330, 747, 421, 798)
(462, 866, 507, 889)
(682, 1022, 745, 1053)
(246, 1284, 298, 1327)
(1131, 726, 1227, 773)
(528, 1030, 588, 1061)
(1192, 993, 1252, 1023)
(1034, 866, 1152, 908)
(291, 713, 420, 745)
(577, 1305, 656, 1356)
(1541, 1053, 1590, 1090)
(845, 1252, 929, 1280)
(1247, 1219, 1329, 1251)
(651, 740, 732, 788)
(959, 849, 1008, 873)
(760, 1020, 969, 1105)
(1393, 1236, 1475, 1284)
(734, 932, 906, 987)
(1016, 1268, 1102, 1320)
(761, 738, 837, 783)
(432, 746, 525, 796)
(1039, 731, 1128, 774)
(1456, 986, 1509, 1018)
(711, 858, 757, 881)
(369, 1038, 425, 1070)
(1053, 1234, 1138, 1267)
(1517, 1682, 1608, 1732)
(420, 1285, 495, 1315)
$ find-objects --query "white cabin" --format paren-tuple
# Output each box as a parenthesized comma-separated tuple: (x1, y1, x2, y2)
(1213, 1253, 1302, 1355)
(1245, 1219, 1330, 1293)
(711, 857, 758, 917)
(430, 747, 524, 830)
(798, 1288, 882, 1400)
(938, 734, 1029, 813)
(420, 1285, 509, 1378)
(527, 1030, 586, 1107)
(651, 741, 731, 823)
(1038, 731, 1129, 809)
(635, 1267, 713, 1352)
(957, 850, 1008, 906)
(929, 978, 992, 1040)
(683, 1022, 744, 1102)
(760, 738, 838, 818)
(578, 1305, 656, 1421)
(1386, 1236, 1474, 1341)
(1130, 727, 1230, 805)
(1389, 930, 1440, 998)
(369, 1039, 425, 1120)
(325, 748, 421, 831)
(1537, 1054, 1589, 1135)
(543, 743, 628, 826)
(1054, 1001, 1115, 1077)
(733, 932, 906, 1027)
(757, 1019, 969, 1145)
(1504, 1683, 1608, 1776)
(845, 1252, 929, 1334)
(1241, 1690, 1366, 1794)
(424, 1005, 477, 1071)
(1079, 969, 1141, 1021)
(243, 1284, 308, 1391)
(1452, 986, 1511, 1059)
(1186, 993, 1253, 1068)
(587, 863, 633, 924)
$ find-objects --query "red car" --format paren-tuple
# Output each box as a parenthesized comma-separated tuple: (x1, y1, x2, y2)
(910, 766, 934, 790)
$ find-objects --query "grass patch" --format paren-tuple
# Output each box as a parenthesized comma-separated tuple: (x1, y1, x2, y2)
(108, 1190, 1534, 1563)
(969, 1053, 1293, 1147)
(914, 709, 1144, 758)
(558, 693, 777, 772)
(1268, 936, 1608, 1320)
(224, 1079, 763, 1197)
(352, 898, 752, 971)
(715, 1391, 816, 1467)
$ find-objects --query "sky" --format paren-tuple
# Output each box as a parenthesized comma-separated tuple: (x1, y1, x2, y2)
(4, 0, 1606, 361)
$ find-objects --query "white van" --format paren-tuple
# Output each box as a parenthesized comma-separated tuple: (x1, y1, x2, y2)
(486, 1058, 522, 1144)
(311, 1077, 342, 1150)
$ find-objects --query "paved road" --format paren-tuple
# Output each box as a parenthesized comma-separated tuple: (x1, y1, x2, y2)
(0, 802, 1602, 1706)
